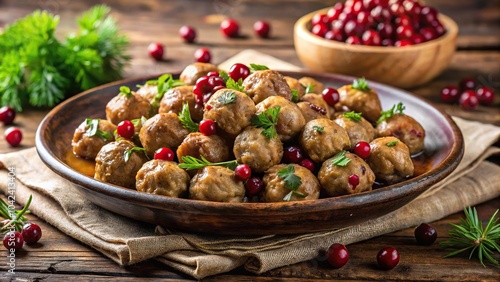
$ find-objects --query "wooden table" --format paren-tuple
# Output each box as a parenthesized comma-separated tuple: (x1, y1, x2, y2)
(0, 0, 499, 280)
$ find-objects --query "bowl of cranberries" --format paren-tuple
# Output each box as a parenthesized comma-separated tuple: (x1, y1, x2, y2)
(294, 0, 458, 89)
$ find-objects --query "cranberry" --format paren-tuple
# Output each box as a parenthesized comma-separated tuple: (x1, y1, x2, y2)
(199, 119, 216, 136)
(325, 30, 344, 41)
(194, 76, 213, 96)
(357, 11, 374, 27)
(209, 76, 226, 88)
(346, 35, 362, 45)
(22, 222, 42, 245)
(440, 85, 460, 103)
(404, 1, 422, 16)
(361, 30, 381, 46)
(394, 39, 412, 47)
(396, 25, 414, 40)
(420, 27, 436, 42)
(390, 3, 406, 16)
(414, 223, 437, 246)
(327, 6, 343, 22)
(348, 174, 359, 190)
(235, 164, 251, 181)
(283, 146, 304, 164)
(344, 20, 362, 37)
(3, 231, 23, 250)
(377, 22, 394, 39)
(207, 71, 220, 77)
(352, 1, 365, 14)
(4, 127, 22, 147)
(194, 48, 211, 63)
(434, 23, 446, 37)
(245, 177, 264, 196)
(394, 15, 411, 27)
(410, 34, 425, 45)
(420, 6, 438, 24)
(117, 120, 135, 139)
(220, 18, 239, 38)
(179, 25, 196, 43)
(321, 87, 340, 107)
(353, 141, 371, 159)
(381, 38, 394, 46)
(154, 147, 174, 161)
(311, 23, 328, 38)
(311, 13, 328, 26)
(229, 63, 250, 82)
(300, 159, 315, 172)
(459, 90, 479, 110)
(370, 6, 391, 22)
(148, 42, 164, 61)
(254, 20, 271, 38)
(476, 86, 495, 105)
(377, 247, 400, 270)
(0, 106, 16, 125)
(327, 243, 349, 269)
(459, 77, 476, 91)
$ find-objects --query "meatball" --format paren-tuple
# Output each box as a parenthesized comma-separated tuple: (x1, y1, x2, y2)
(159, 85, 203, 122)
(300, 93, 334, 118)
(72, 119, 116, 160)
(297, 102, 327, 123)
(189, 166, 245, 202)
(139, 113, 190, 157)
(299, 118, 351, 163)
(136, 159, 190, 197)
(106, 92, 152, 125)
(233, 126, 283, 173)
(284, 76, 306, 100)
(376, 114, 426, 155)
(94, 140, 148, 189)
(318, 152, 375, 197)
(179, 62, 219, 85)
(203, 89, 256, 136)
(334, 113, 376, 147)
(366, 136, 414, 184)
(298, 77, 324, 94)
(177, 132, 230, 164)
(135, 83, 158, 104)
(243, 70, 293, 104)
(255, 96, 305, 142)
(263, 164, 320, 202)
(335, 83, 382, 124)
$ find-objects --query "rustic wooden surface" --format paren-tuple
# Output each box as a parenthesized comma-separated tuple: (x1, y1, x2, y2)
(0, 0, 499, 280)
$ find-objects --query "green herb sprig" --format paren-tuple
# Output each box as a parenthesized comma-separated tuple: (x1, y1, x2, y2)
(218, 91, 237, 105)
(386, 140, 399, 147)
(219, 70, 245, 92)
(343, 111, 362, 122)
(249, 64, 269, 72)
(178, 103, 199, 132)
(124, 147, 148, 162)
(376, 102, 406, 125)
(150, 74, 184, 107)
(251, 106, 281, 139)
(178, 155, 238, 170)
(351, 77, 371, 91)
(305, 83, 315, 94)
(312, 126, 324, 133)
(291, 89, 299, 103)
(85, 118, 112, 141)
(119, 86, 133, 98)
(332, 150, 351, 166)
(278, 165, 304, 201)
(0, 195, 32, 233)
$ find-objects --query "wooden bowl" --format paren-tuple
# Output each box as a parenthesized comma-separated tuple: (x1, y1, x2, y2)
(294, 8, 459, 89)
(35, 71, 463, 235)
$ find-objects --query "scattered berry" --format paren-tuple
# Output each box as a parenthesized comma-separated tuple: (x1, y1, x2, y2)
(0, 106, 16, 125)
(283, 146, 304, 164)
(254, 20, 271, 38)
(414, 223, 437, 246)
(4, 127, 22, 147)
(154, 147, 175, 161)
(321, 87, 340, 107)
(228, 63, 250, 82)
(21, 222, 42, 245)
(116, 120, 135, 139)
(179, 25, 196, 43)
(440, 85, 460, 103)
(194, 47, 211, 63)
(220, 19, 240, 38)
(459, 90, 479, 110)
(148, 42, 164, 61)
(476, 86, 495, 105)
(3, 231, 23, 250)
(245, 177, 264, 196)
(459, 77, 476, 91)
(235, 164, 251, 181)
(299, 158, 315, 172)
(353, 141, 370, 159)
(327, 243, 349, 269)
(377, 247, 400, 270)
(199, 119, 216, 136)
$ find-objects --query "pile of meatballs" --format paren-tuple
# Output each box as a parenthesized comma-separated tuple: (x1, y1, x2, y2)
(71, 62, 426, 203)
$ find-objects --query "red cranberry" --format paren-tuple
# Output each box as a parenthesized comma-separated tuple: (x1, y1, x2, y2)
(394, 15, 411, 27)
(459, 90, 479, 110)
(404, 1, 422, 16)
(381, 38, 394, 46)
(370, 6, 391, 22)
(476, 86, 495, 105)
(459, 77, 476, 91)
(254, 20, 271, 38)
(209, 76, 225, 88)
(396, 25, 414, 40)
(410, 34, 425, 45)
(245, 177, 264, 196)
(321, 87, 340, 107)
(210, 85, 226, 96)
(377, 22, 394, 39)
(229, 63, 250, 82)
(4, 127, 22, 147)
(346, 35, 362, 45)
(3, 231, 23, 250)
(344, 20, 362, 37)
(420, 27, 436, 42)
(327, 243, 349, 269)
(311, 23, 328, 37)
(434, 23, 446, 37)
(117, 120, 135, 139)
(154, 147, 174, 161)
(390, 3, 406, 16)
(440, 85, 460, 103)
(0, 106, 16, 125)
(299, 159, 315, 172)
(377, 247, 400, 270)
(179, 25, 196, 43)
(207, 71, 220, 77)
(312, 13, 328, 26)
(22, 222, 42, 245)
(361, 30, 381, 46)
(199, 119, 216, 136)
(332, 20, 346, 34)
(235, 164, 251, 181)
(148, 42, 164, 61)
(420, 6, 438, 24)
(283, 146, 304, 164)
(194, 48, 211, 63)
(220, 18, 240, 38)
(353, 141, 371, 158)
(357, 11, 374, 27)
(414, 223, 437, 246)
(194, 76, 213, 96)
(352, 1, 365, 14)
(394, 39, 412, 47)
(348, 174, 359, 190)
(327, 5, 343, 22)
(325, 30, 344, 41)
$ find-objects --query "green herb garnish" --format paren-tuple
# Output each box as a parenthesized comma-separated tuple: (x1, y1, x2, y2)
(343, 111, 362, 122)
(305, 83, 315, 94)
(218, 90, 237, 105)
(291, 89, 299, 103)
(331, 150, 351, 167)
(278, 165, 304, 201)
(178, 155, 238, 170)
(178, 103, 199, 132)
(85, 118, 112, 141)
(351, 77, 371, 91)
(440, 207, 500, 267)
(124, 147, 147, 162)
(151, 74, 184, 107)
(386, 140, 398, 147)
(376, 102, 406, 124)
(251, 106, 281, 140)
(312, 125, 324, 133)
(119, 86, 132, 98)
(219, 70, 230, 83)
(131, 116, 147, 128)
(249, 63, 269, 72)
(226, 78, 245, 92)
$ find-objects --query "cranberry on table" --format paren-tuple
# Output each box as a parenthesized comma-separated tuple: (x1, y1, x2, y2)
(440, 85, 460, 103)
(234, 164, 251, 181)
(199, 119, 216, 136)
(326, 243, 349, 269)
(476, 86, 495, 105)
(414, 223, 437, 246)
(353, 141, 370, 159)
(321, 87, 340, 107)
(299, 158, 315, 172)
(154, 147, 175, 161)
(179, 25, 196, 43)
(116, 120, 135, 139)
(148, 42, 164, 61)
(228, 63, 250, 82)
(22, 222, 42, 245)
(194, 47, 211, 63)
(459, 77, 476, 91)
(4, 127, 22, 147)
(459, 90, 479, 110)
(377, 247, 400, 270)
(253, 20, 271, 38)
(245, 177, 264, 196)
(283, 146, 304, 164)
(0, 106, 16, 125)
(3, 231, 24, 250)
(220, 18, 240, 38)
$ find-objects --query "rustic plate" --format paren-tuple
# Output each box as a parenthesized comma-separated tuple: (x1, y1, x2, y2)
(35, 71, 463, 235)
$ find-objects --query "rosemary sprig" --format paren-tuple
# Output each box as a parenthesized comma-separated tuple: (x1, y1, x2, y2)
(0, 195, 32, 233)
(178, 155, 238, 170)
(440, 207, 500, 267)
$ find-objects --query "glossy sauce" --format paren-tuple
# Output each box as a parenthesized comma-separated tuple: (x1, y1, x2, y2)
(65, 150, 95, 177)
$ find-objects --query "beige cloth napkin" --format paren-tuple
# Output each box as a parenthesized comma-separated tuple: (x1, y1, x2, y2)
(1, 51, 500, 279)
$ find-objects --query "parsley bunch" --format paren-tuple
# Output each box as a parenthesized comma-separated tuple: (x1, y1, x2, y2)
(0, 5, 130, 111)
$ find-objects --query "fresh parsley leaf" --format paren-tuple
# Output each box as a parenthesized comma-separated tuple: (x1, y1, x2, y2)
(291, 89, 299, 103)
(218, 90, 237, 105)
(178, 103, 199, 132)
(376, 102, 405, 125)
(386, 140, 398, 147)
(305, 83, 315, 94)
(278, 165, 303, 201)
(85, 118, 112, 141)
(352, 77, 371, 91)
(178, 155, 238, 170)
(131, 116, 147, 128)
(251, 106, 281, 140)
(124, 146, 147, 162)
(331, 150, 351, 166)
(249, 64, 269, 72)
(343, 111, 362, 122)
(219, 70, 230, 83)
(149, 73, 184, 107)
(119, 86, 133, 97)
(312, 125, 324, 133)
(225, 78, 245, 92)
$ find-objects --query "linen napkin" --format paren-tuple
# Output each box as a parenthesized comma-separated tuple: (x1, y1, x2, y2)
(1, 51, 500, 279)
